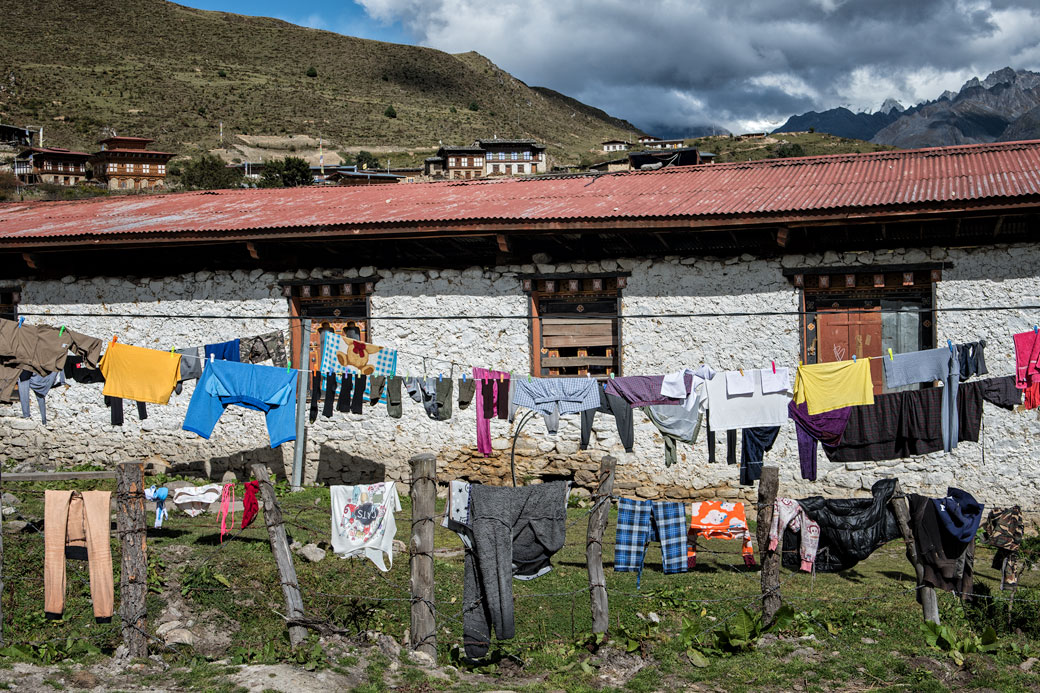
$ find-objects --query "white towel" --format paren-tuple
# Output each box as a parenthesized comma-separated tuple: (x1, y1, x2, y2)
(725, 370, 755, 395)
(760, 367, 791, 394)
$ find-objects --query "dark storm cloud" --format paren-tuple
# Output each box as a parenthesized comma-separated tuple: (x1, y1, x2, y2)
(359, 0, 1040, 132)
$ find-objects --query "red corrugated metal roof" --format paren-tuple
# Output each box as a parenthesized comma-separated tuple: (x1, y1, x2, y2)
(2, 140, 1040, 243)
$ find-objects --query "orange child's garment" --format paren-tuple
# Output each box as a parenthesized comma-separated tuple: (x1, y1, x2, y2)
(687, 500, 755, 568)
(100, 342, 181, 404)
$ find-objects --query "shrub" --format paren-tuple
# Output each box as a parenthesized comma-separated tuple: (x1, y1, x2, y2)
(384, 105, 397, 119)
(218, 69, 227, 78)
(355, 150, 380, 170)
(306, 66, 318, 78)
(260, 156, 313, 187)
(0, 171, 20, 201)
(179, 153, 243, 190)
(467, 101, 479, 111)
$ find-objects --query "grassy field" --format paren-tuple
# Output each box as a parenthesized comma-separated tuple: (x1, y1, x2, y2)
(0, 0, 640, 166)
(1, 473, 1038, 692)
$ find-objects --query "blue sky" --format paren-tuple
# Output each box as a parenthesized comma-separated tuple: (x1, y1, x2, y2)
(178, 0, 413, 45)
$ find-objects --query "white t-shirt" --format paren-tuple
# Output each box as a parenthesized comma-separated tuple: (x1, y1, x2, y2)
(330, 482, 401, 571)
(706, 369, 791, 431)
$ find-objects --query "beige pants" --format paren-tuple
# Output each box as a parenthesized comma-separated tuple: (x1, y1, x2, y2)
(44, 490, 114, 620)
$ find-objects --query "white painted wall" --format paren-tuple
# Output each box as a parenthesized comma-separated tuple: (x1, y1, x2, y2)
(3, 243, 1038, 508)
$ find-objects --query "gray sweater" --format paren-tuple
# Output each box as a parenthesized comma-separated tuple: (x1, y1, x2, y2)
(463, 481, 568, 658)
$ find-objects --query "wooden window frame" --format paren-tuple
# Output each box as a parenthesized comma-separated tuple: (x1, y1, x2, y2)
(0, 286, 20, 321)
(795, 267, 939, 393)
(281, 279, 376, 379)
(523, 273, 629, 378)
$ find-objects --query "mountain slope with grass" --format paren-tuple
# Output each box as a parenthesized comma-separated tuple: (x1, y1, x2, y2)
(0, 0, 641, 164)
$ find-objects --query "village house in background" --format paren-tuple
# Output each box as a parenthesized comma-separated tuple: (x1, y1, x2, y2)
(13, 147, 91, 186)
(424, 138, 548, 179)
(90, 136, 175, 190)
(590, 146, 715, 173)
(636, 135, 685, 150)
(601, 139, 629, 152)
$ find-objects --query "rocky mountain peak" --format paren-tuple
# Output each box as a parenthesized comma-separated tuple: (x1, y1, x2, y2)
(878, 98, 905, 114)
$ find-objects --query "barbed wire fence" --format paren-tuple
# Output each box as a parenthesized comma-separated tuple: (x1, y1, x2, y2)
(0, 456, 1035, 666)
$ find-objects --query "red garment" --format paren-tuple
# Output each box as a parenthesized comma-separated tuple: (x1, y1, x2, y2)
(241, 481, 260, 529)
(1025, 382, 1040, 411)
(1013, 330, 1040, 389)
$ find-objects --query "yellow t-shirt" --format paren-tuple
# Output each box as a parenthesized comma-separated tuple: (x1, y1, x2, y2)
(793, 359, 874, 415)
(100, 342, 182, 405)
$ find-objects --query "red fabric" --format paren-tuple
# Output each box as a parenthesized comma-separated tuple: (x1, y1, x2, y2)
(241, 481, 260, 529)
(1025, 382, 1040, 411)
(1013, 330, 1040, 389)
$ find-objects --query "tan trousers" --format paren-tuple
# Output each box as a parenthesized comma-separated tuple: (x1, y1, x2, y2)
(44, 490, 114, 620)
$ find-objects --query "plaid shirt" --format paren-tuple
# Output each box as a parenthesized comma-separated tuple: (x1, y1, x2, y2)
(510, 377, 601, 417)
(615, 498, 687, 587)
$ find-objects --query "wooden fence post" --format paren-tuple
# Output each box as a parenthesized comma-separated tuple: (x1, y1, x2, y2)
(587, 455, 616, 634)
(251, 464, 308, 647)
(756, 465, 782, 623)
(409, 453, 437, 657)
(890, 483, 939, 624)
(116, 462, 148, 658)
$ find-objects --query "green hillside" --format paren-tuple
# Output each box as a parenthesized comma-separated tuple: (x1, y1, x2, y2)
(688, 131, 898, 163)
(0, 0, 641, 164)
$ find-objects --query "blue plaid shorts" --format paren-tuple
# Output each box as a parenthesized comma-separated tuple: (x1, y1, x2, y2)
(614, 498, 687, 586)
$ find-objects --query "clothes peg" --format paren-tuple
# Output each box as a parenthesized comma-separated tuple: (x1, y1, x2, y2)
(852, 354, 856, 362)
(947, 339, 954, 354)
(528, 373, 532, 383)
(771, 360, 776, 374)
(170, 347, 175, 357)
(59, 325, 65, 336)
(209, 353, 215, 363)
(286, 359, 292, 374)
(610, 372, 615, 379)
(739, 367, 744, 376)
(888, 348, 894, 361)
(1035, 325, 1038, 334)
(17, 317, 24, 328)
(112, 335, 118, 344)
(462, 373, 466, 382)
(438, 373, 443, 382)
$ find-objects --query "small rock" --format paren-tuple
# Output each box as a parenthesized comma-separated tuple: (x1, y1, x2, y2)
(3, 521, 27, 534)
(1021, 657, 1038, 671)
(647, 612, 661, 623)
(69, 670, 99, 689)
(1, 493, 20, 506)
(1, 507, 15, 517)
(298, 543, 326, 563)
(165, 628, 195, 646)
(410, 650, 436, 667)
(392, 539, 406, 554)
(861, 637, 877, 644)
(373, 633, 400, 660)
(156, 621, 183, 636)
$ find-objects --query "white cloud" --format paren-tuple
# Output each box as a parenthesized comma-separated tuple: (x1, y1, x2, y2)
(356, 0, 1040, 133)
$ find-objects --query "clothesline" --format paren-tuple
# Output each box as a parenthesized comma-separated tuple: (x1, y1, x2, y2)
(14, 303, 1040, 321)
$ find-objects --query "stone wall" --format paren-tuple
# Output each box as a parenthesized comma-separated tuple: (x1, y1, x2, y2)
(3, 243, 1040, 508)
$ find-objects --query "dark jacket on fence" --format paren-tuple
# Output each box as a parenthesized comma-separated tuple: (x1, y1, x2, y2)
(463, 481, 568, 659)
(782, 478, 901, 573)
(908, 492, 976, 597)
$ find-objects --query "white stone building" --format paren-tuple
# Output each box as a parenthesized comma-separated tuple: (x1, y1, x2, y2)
(2, 142, 1040, 510)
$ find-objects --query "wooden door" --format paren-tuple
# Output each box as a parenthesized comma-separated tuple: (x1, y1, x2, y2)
(817, 308, 884, 394)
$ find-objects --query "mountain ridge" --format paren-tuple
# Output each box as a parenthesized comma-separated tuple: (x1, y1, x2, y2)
(772, 67, 1040, 148)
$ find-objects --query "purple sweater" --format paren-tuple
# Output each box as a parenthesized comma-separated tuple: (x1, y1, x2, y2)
(604, 372, 693, 408)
